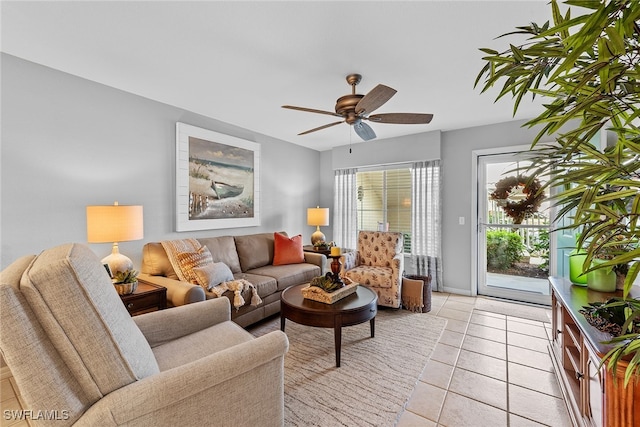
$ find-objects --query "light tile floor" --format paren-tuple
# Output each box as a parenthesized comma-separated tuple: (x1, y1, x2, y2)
(0, 374, 29, 427)
(397, 292, 572, 427)
(0, 291, 571, 427)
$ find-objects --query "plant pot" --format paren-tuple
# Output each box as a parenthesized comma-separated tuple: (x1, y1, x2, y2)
(114, 280, 138, 295)
(586, 261, 616, 293)
(569, 250, 588, 286)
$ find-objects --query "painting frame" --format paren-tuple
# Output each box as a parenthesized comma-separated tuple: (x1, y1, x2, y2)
(175, 122, 260, 232)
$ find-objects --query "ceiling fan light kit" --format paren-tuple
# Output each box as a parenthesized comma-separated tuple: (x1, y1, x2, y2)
(282, 73, 433, 142)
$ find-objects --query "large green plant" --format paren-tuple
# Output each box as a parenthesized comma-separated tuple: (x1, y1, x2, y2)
(476, 0, 640, 385)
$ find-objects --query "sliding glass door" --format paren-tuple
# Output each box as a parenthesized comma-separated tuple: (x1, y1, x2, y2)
(477, 152, 552, 305)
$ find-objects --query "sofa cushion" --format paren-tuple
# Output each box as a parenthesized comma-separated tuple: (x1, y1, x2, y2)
(194, 262, 234, 291)
(205, 272, 277, 300)
(19, 243, 159, 396)
(273, 232, 304, 266)
(247, 263, 321, 291)
(197, 236, 243, 274)
(176, 246, 214, 285)
(235, 232, 280, 271)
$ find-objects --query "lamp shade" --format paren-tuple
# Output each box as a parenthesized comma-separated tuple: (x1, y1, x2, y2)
(307, 207, 329, 227)
(86, 204, 144, 243)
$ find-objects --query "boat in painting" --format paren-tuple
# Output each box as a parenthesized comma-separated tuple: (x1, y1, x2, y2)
(211, 180, 244, 199)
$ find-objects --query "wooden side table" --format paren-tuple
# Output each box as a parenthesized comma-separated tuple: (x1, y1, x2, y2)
(303, 245, 332, 256)
(119, 280, 167, 316)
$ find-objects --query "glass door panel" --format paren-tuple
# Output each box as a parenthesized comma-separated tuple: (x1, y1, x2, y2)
(478, 153, 552, 305)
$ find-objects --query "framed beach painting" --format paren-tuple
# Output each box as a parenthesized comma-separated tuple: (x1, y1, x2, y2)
(175, 122, 260, 231)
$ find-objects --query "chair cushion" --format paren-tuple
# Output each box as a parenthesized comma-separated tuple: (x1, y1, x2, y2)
(0, 254, 36, 289)
(0, 285, 93, 426)
(344, 265, 394, 288)
(19, 243, 159, 396)
(273, 232, 304, 265)
(358, 231, 403, 267)
(152, 321, 254, 372)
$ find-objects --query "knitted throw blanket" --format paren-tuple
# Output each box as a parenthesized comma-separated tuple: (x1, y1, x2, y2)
(160, 238, 202, 282)
(209, 279, 262, 310)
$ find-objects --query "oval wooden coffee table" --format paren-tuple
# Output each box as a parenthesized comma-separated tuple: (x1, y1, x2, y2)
(280, 283, 377, 367)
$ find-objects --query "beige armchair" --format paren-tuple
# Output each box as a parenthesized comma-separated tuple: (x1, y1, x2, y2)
(340, 231, 404, 308)
(0, 243, 288, 427)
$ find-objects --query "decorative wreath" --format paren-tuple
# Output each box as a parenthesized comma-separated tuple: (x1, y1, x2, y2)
(490, 175, 545, 224)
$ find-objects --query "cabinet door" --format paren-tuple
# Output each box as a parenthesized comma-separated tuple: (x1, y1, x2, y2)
(584, 346, 604, 427)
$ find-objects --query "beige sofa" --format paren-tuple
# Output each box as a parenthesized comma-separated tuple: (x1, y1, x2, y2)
(0, 243, 288, 426)
(140, 232, 326, 327)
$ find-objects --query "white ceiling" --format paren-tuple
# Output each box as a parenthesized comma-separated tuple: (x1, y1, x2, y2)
(1, 1, 553, 151)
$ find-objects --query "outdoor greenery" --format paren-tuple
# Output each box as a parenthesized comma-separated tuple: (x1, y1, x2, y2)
(486, 230, 525, 270)
(476, 0, 640, 385)
(530, 229, 550, 270)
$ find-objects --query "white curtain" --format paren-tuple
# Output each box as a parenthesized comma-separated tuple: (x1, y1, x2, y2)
(411, 160, 443, 291)
(333, 168, 358, 251)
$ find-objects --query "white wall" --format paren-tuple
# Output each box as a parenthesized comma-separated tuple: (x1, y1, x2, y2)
(2, 53, 552, 296)
(1, 54, 322, 269)
(441, 120, 542, 294)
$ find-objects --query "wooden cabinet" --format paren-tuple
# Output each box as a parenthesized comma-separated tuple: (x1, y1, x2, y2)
(549, 277, 640, 427)
(119, 280, 167, 316)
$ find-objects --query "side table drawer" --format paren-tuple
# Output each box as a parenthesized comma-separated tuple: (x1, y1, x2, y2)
(123, 293, 162, 315)
(119, 281, 167, 316)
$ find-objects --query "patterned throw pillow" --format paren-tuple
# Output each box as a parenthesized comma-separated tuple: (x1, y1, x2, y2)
(176, 246, 214, 285)
(273, 232, 304, 265)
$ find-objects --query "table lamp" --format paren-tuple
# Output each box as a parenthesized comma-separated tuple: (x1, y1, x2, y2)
(86, 202, 144, 275)
(307, 206, 329, 245)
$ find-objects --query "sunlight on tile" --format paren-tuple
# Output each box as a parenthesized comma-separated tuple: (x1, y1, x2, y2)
(405, 294, 569, 426)
(438, 391, 508, 427)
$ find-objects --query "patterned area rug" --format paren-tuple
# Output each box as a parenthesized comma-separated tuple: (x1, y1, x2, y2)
(250, 309, 447, 427)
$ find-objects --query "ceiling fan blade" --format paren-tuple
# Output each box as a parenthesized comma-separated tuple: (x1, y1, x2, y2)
(355, 84, 397, 115)
(353, 121, 376, 141)
(282, 105, 342, 118)
(298, 120, 344, 136)
(367, 113, 434, 124)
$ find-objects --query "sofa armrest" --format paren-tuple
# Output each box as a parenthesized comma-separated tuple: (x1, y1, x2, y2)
(303, 252, 327, 275)
(138, 273, 205, 306)
(79, 331, 289, 427)
(133, 298, 230, 347)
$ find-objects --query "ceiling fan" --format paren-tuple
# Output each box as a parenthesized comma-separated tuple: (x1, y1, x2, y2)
(282, 73, 433, 141)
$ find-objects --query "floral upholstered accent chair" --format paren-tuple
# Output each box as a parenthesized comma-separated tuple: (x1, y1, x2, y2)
(341, 231, 404, 308)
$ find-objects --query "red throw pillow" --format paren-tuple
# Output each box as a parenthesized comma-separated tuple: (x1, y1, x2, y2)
(273, 232, 304, 265)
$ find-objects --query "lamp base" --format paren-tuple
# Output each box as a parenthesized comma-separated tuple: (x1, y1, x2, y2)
(311, 229, 326, 246)
(101, 243, 133, 276)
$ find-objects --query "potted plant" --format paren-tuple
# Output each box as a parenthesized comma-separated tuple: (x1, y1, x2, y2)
(475, 0, 640, 385)
(113, 269, 139, 295)
(313, 240, 329, 251)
